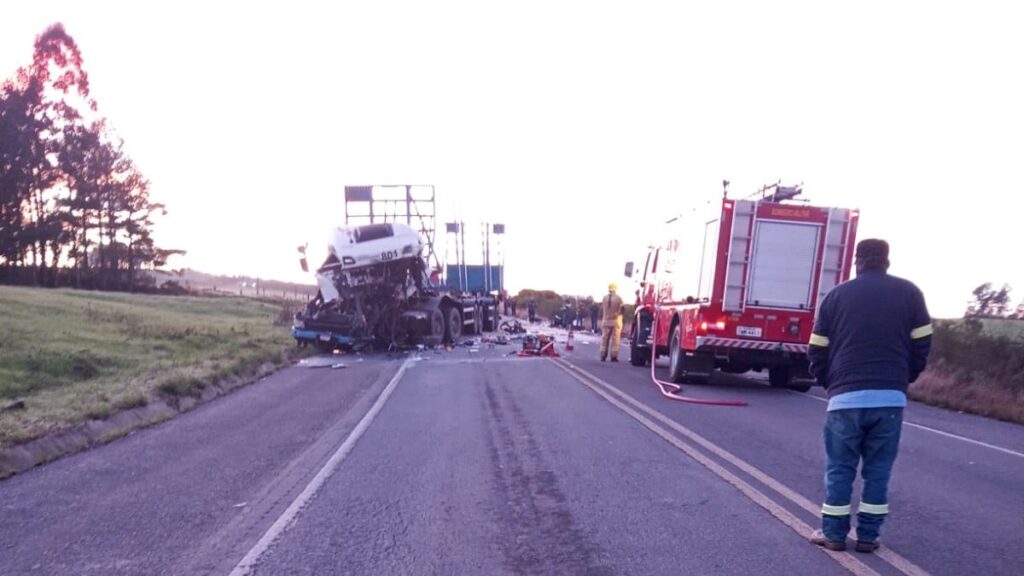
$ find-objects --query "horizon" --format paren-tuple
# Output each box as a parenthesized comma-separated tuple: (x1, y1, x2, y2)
(3, 1, 1023, 317)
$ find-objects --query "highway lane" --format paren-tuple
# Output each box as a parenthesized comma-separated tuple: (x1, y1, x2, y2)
(1, 336, 1021, 575)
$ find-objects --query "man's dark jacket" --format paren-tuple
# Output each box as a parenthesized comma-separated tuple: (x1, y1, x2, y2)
(809, 269, 932, 398)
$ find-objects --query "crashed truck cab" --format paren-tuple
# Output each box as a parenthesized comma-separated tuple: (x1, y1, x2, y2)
(293, 221, 498, 350)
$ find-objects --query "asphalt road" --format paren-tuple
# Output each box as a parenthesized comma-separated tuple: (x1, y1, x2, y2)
(1, 333, 1022, 575)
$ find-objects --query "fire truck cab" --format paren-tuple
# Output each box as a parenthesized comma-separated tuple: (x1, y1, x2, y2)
(627, 183, 858, 391)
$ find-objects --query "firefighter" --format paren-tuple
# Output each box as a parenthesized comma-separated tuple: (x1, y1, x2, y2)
(808, 239, 932, 553)
(600, 282, 624, 362)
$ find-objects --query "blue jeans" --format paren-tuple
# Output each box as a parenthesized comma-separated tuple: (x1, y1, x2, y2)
(822, 407, 903, 542)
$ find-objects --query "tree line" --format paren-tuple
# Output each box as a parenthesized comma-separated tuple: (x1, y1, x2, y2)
(0, 24, 181, 291)
(966, 283, 1024, 319)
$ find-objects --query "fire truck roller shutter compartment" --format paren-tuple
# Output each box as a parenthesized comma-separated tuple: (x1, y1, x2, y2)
(746, 221, 821, 310)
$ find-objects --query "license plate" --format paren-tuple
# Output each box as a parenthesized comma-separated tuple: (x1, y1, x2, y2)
(318, 334, 332, 342)
(737, 326, 762, 338)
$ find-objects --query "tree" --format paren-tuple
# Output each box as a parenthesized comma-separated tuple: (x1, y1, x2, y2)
(965, 283, 1013, 318)
(0, 81, 43, 270)
(1, 23, 183, 290)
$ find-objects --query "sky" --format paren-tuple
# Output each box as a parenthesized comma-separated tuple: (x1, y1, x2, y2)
(2, 0, 1022, 318)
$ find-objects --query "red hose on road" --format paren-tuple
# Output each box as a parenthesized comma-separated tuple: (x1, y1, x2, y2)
(646, 317, 747, 407)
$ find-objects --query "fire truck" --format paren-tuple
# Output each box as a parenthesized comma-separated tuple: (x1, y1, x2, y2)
(626, 182, 858, 391)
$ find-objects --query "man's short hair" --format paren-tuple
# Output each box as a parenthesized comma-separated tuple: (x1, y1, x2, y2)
(855, 238, 889, 270)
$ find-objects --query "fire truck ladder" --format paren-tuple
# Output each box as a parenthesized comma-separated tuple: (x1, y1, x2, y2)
(723, 200, 756, 313)
(815, 208, 853, 307)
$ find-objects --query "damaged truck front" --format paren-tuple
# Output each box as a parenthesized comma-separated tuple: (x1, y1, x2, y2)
(292, 222, 498, 350)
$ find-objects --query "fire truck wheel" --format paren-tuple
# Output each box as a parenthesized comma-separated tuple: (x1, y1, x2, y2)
(769, 366, 792, 388)
(668, 325, 685, 383)
(629, 326, 648, 367)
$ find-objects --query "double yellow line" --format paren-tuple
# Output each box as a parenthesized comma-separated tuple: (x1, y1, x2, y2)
(551, 357, 929, 576)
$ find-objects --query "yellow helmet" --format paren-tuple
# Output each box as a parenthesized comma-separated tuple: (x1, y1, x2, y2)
(608, 282, 617, 292)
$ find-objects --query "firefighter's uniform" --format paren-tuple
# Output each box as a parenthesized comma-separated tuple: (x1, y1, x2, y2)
(600, 283, 624, 361)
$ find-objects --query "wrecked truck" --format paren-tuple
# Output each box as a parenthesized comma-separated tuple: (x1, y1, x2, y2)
(292, 222, 499, 350)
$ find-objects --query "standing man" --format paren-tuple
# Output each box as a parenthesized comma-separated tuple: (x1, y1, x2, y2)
(589, 297, 599, 333)
(562, 300, 576, 330)
(527, 298, 537, 323)
(808, 239, 932, 553)
(600, 282, 625, 362)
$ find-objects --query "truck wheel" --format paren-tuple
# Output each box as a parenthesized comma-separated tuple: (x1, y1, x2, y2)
(482, 304, 498, 332)
(668, 325, 685, 383)
(473, 305, 484, 335)
(428, 308, 445, 343)
(788, 380, 813, 393)
(769, 366, 791, 388)
(629, 324, 648, 367)
(445, 306, 463, 344)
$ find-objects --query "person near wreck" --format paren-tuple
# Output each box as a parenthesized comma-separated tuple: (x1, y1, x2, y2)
(599, 283, 625, 362)
(808, 238, 932, 553)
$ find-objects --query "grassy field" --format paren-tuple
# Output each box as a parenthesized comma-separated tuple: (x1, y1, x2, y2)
(0, 286, 301, 448)
(910, 318, 1024, 424)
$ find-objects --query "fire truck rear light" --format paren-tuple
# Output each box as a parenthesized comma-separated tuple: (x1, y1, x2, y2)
(851, 210, 860, 218)
(714, 321, 726, 331)
(788, 321, 800, 335)
(724, 202, 733, 210)
(699, 321, 709, 332)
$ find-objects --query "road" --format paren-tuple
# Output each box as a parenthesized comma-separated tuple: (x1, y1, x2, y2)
(1, 334, 1022, 575)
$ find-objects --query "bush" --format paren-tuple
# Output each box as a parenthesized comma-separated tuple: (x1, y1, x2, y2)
(912, 319, 1024, 424)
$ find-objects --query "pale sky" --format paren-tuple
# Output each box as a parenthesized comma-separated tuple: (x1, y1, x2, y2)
(3, 1, 1022, 318)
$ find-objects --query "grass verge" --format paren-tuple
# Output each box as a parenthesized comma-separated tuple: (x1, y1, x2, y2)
(0, 285, 305, 448)
(909, 319, 1024, 425)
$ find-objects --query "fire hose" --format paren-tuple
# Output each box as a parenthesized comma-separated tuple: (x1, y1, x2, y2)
(647, 316, 747, 407)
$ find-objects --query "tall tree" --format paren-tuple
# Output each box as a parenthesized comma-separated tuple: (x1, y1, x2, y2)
(965, 283, 1013, 318)
(1, 23, 182, 289)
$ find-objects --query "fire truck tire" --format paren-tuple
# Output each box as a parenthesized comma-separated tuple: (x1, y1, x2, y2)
(769, 366, 792, 388)
(445, 306, 463, 343)
(629, 327, 648, 367)
(668, 325, 686, 383)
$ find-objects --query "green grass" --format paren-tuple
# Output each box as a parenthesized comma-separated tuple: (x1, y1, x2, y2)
(976, 317, 1024, 340)
(0, 286, 300, 447)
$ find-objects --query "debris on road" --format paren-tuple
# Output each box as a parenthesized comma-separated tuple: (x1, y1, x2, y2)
(298, 357, 340, 369)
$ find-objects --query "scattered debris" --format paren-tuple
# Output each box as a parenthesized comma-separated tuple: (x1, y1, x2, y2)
(298, 357, 338, 369)
(233, 502, 248, 509)
(516, 334, 560, 357)
(331, 363, 347, 369)
(2, 400, 26, 412)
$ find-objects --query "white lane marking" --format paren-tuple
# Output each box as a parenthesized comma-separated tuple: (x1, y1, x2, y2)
(229, 359, 413, 576)
(551, 359, 882, 576)
(558, 359, 932, 576)
(791, 391, 1024, 459)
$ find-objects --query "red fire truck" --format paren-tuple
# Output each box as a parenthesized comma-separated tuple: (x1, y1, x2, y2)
(626, 183, 858, 391)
